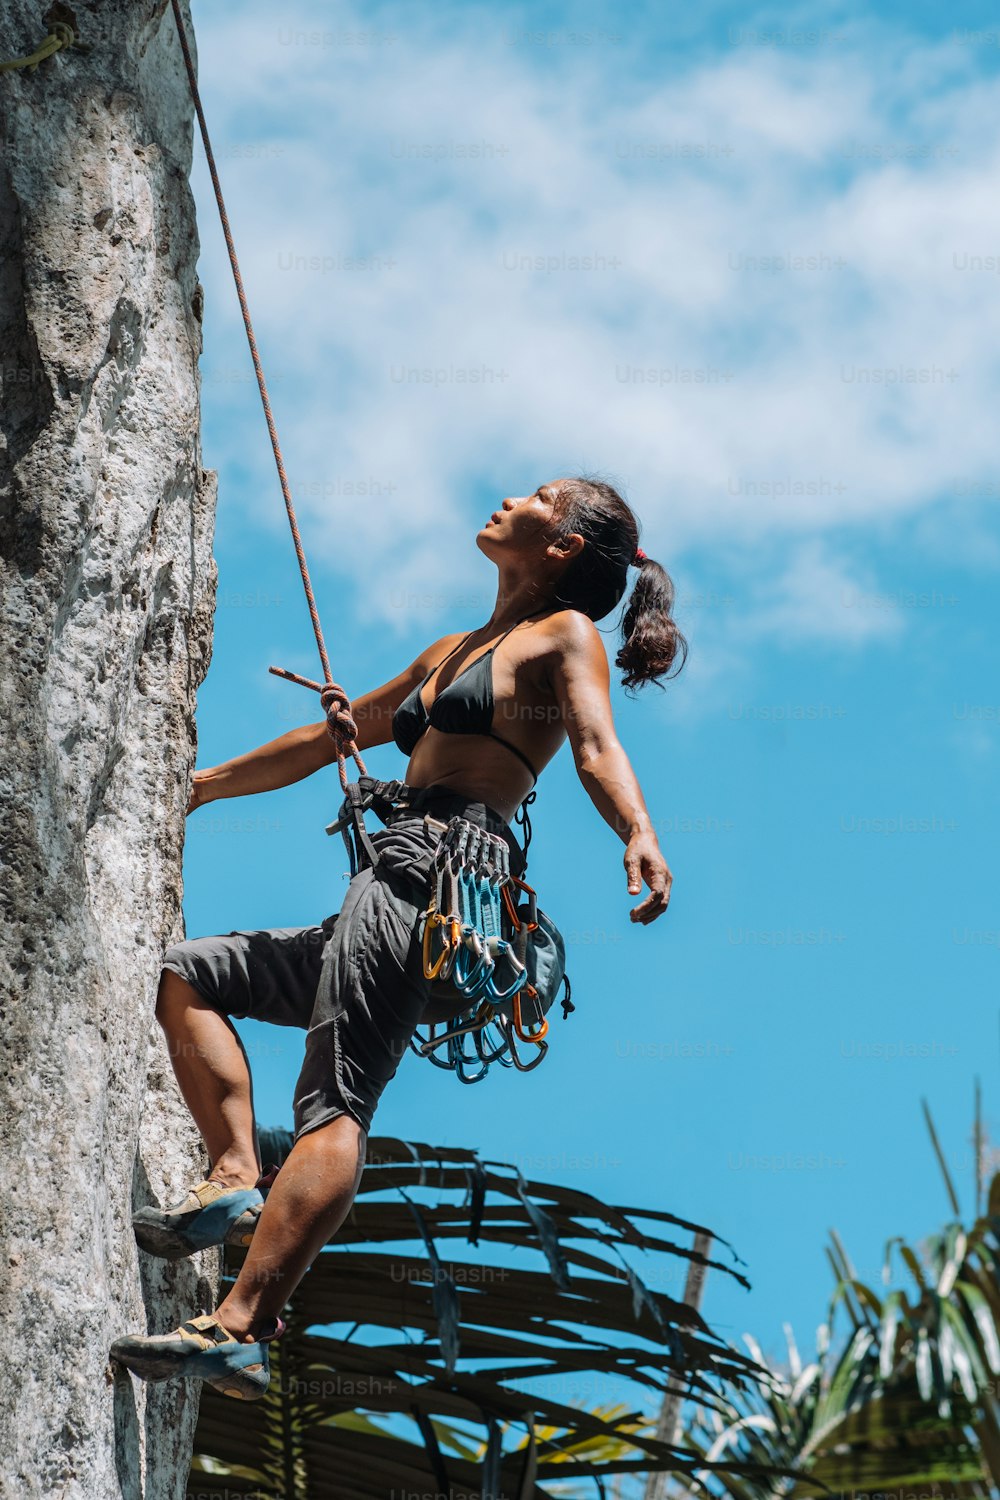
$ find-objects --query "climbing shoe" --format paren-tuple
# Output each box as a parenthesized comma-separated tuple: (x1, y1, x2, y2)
(132, 1166, 278, 1260)
(111, 1312, 285, 1401)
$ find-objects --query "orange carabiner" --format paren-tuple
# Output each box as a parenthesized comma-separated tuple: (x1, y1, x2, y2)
(501, 883, 521, 929)
(511, 986, 549, 1044)
(502, 875, 538, 932)
(422, 909, 451, 980)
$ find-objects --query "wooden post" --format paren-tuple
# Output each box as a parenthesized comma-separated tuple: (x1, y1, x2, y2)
(643, 1231, 713, 1500)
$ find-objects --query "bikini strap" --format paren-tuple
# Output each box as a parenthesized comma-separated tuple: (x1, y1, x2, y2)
(422, 630, 474, 688)
(427, 609, 547, 684)
(487, 609, 547, 796)
(513, 786, 537, 864)
(487, 731, 538, 786)
(433, 608, 549, 673)
(496, 607, 550, 649)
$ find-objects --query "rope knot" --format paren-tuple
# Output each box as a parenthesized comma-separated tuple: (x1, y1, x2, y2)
(319, 681, 359, 748)
(267, 665, 368, 791)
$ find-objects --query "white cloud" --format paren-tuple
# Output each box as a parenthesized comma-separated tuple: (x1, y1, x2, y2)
(743, 538, 904, 644)
(182, 0, 1000, 659)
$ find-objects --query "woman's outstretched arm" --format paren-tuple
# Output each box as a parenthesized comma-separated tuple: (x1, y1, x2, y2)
(547, 611, 672, 924)
(188, 635, 462, 811)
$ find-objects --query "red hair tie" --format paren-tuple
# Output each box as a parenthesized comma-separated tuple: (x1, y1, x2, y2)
(633, 547, 647, 565)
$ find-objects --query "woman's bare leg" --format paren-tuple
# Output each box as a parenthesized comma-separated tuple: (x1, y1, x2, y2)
(214, 1115, 366, 1339)
(155, 967, 260, 1188)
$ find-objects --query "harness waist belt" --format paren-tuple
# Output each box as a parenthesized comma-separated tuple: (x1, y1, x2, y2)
(326, 777, 526, 877)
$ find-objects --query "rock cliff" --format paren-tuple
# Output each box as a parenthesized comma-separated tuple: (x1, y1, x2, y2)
(0, 3, 218, 1494)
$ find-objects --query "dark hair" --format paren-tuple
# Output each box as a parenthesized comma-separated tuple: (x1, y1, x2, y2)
(549, 475, 687, 690)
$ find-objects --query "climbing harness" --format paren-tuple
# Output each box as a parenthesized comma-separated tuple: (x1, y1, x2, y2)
(167, 6, 574, 1082)
(0, 21, 74, 72)
(326, 778, 575, 1083)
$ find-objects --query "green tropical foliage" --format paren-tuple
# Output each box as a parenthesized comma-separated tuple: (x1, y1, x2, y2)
(188, 1129, 795, 1499)
(665, 1103, 1000, 1499)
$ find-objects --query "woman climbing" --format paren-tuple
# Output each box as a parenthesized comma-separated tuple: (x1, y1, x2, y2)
(110, 476, 686, 1398)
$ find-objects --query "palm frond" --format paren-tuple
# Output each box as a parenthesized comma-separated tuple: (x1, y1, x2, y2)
(189, 1129, 789, 1498)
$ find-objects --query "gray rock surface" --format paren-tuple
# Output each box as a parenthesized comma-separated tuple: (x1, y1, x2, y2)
(0, 3, 219, 1494)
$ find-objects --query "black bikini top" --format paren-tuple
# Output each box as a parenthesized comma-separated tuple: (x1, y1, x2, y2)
(392, 612, 546, 784)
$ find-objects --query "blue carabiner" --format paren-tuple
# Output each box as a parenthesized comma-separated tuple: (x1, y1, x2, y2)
(451, 1027, 490, 1083)
(482, 938, 528, 1003)
(451, 928, 494, 997)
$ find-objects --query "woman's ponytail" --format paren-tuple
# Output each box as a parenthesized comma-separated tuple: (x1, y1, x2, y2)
(616, 553, 687, 690)
(549, 476, 688, 691)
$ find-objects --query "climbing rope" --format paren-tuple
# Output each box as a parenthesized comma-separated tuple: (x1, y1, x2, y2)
(0, 21, 74, 72)
(167, 0, 365, 791)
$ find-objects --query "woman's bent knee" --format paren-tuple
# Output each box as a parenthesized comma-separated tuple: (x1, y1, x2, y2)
(296, 1113, 368, 1170)
(155, 966, 205, 1024)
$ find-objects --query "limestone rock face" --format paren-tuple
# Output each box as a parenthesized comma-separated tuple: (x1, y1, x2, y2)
(0, 3, 218, 1494)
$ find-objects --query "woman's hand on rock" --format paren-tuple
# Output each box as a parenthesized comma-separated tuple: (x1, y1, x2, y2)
(186, 772, 212, 815)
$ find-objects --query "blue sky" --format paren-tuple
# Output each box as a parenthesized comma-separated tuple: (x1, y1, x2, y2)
(180, 0, 999, 1410)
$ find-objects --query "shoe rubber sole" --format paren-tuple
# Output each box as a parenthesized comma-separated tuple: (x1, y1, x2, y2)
(110, 1333, 269, 1400)
(132, 1190, 263, 1260)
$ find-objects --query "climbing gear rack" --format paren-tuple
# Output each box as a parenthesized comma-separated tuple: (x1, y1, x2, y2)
(411, 814, 572, 1083)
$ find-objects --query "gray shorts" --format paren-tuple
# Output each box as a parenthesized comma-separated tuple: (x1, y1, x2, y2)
(161, 797, 522, 1138)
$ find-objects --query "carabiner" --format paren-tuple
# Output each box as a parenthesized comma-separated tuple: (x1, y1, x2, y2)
(500, 1013, 550, 1072)
(482, 938, 527, 1003)
(451, 927, 495, 998)
(421, 907, 451, 980)
(474, 1013, 511, 1065)
(511, 986, 549, 1044)
(502, 873, 539, 931)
